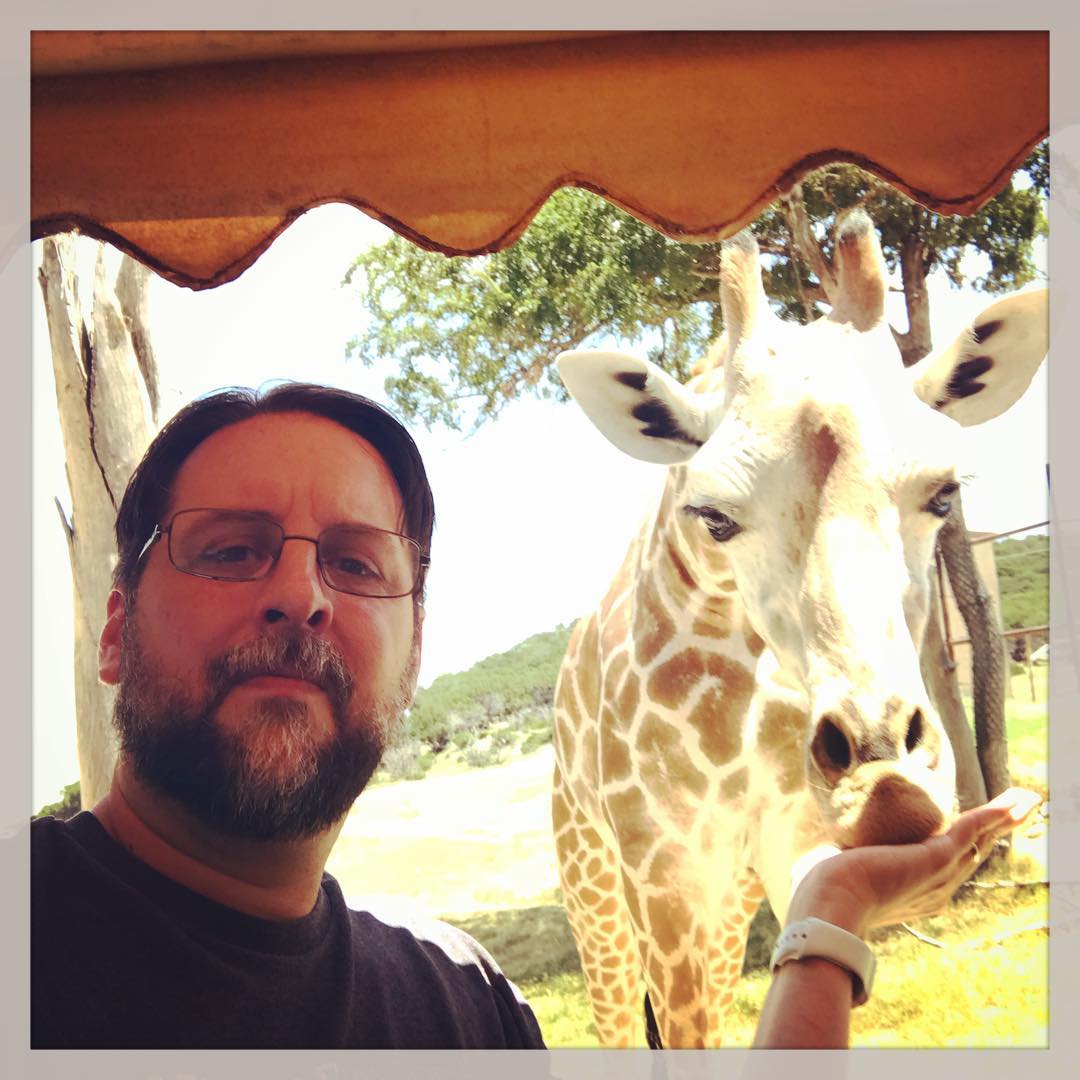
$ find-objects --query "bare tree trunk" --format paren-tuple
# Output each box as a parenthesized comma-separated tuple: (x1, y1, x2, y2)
(937, 496, 1011, 800)
(780, 184, 837, 321)
(891, 219, 934, 368)
(38, 236, 158, 809)
(885, 228, 1007, 805)
(920, 584, 987, 810)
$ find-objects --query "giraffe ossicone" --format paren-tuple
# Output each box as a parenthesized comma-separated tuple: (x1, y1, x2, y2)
(551, 211, 1048, 1048)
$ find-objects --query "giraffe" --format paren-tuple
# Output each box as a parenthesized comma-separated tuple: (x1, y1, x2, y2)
(550, 211, 1048, 1048)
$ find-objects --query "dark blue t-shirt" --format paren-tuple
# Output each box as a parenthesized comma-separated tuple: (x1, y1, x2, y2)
(31, 812, 545, 1049)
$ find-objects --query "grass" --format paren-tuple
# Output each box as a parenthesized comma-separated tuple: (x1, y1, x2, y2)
(961, 666, 1049, 795)
(442, 857, 1048, 1048)
(327, 689, 1049, 1049)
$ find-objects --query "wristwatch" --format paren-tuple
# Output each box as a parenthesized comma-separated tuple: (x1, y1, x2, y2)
(769, 917, 876, 1006)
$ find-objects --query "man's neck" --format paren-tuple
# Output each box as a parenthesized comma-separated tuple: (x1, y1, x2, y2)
(92, 762, 343, 921)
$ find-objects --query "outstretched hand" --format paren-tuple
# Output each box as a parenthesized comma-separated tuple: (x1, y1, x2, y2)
(786, 787, 1042, 939)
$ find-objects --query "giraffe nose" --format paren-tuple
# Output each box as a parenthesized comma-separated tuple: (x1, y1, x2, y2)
(809, 703, 929, 785)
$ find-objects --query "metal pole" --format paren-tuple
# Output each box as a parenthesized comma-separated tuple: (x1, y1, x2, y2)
(935, 545, 954, 666)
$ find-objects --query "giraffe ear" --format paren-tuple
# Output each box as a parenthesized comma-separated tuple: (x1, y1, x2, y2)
(909, 289, 1048, 427)
(558, 349, 722, 465)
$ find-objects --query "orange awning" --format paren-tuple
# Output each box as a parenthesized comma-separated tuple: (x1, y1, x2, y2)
(31, 30, 1048, 291)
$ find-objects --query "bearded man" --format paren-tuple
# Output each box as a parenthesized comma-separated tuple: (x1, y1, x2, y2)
(31, 383, 545, 1049)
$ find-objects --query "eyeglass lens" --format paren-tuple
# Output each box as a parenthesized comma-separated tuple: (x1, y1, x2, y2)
(167, 509, 420, 597)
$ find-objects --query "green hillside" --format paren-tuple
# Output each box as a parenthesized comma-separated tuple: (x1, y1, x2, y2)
(994, 534, 1048, 658)
(377, 623, 574, 782)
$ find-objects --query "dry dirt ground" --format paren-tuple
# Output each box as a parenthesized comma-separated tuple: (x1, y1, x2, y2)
(326, 745, 561, 920)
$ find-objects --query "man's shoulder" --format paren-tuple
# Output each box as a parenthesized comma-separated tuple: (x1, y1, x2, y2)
(338, 892, 501, 972)
(328, 887, 545, 1048)
(32, 811, 99, 863)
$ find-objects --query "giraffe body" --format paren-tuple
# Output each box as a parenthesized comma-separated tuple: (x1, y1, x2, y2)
(552, 214, 1048, 1047)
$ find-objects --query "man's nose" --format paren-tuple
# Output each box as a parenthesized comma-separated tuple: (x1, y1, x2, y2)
(261, 536, 332, 630)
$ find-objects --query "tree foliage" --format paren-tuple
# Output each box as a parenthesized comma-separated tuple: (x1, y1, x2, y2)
(344, 192, 722, 429)
(345, 145, 1046, 428)
(34, 781, 81, 821)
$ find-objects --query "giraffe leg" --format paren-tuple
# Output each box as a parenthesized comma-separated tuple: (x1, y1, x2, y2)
(703, 871, 766, 1043)
(553, 771, 642, 1047)
(628, 863, 767, 1048)
(628, 875, 711, 1049)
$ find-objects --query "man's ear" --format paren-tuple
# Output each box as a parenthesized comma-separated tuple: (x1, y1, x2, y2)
(99, 589, 127, 686)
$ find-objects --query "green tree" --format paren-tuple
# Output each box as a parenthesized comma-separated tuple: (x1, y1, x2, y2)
(34, 781, 81, 821)
(343, 190, 722, 430)
(344, 146, 1046, 427)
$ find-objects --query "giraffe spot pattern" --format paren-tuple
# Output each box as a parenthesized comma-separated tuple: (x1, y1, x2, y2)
(646, 648, 705, 709)
(661, 538, 697, 600)
(605, 787, 653, 870)
(600, 723, 633, 784)
(633, 578, 676, 667)
(686, 654, 755, 765)
(758, 699, 809, 795)
(668, 955, 701, 1011)
(636, 712, 710, 801)
(685, 686, 741, 767)
(616, 670, 641, 720)
(622, 876, 645, 932)
(646, 844, 683, 888)
(721, 766, 749, 800)
(648, 955, 668, 996)
(742, 621, 766, 657)
(646, 893, 693, 956)
(552, 790, 572, 833)
(577, 617, 601, 718)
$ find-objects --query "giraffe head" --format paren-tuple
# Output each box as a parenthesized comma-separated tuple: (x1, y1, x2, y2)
(558, 212, 1047, 849)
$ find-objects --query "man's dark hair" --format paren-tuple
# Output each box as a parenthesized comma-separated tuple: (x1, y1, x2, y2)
(113, 383, 435, 601)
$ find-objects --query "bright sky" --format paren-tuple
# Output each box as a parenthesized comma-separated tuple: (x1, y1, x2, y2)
(31, 203, 1048, 810)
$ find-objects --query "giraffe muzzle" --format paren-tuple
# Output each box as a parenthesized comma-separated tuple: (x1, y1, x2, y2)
(808, 700, 952, 847)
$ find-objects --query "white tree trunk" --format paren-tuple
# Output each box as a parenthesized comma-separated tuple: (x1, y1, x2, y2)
(38, 235, 158, 809)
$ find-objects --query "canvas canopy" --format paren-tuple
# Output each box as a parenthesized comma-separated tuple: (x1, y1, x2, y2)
(31, 30, 1048, 290)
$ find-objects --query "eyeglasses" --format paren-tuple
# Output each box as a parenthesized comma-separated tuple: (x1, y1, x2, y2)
(137, 508, 429, 599)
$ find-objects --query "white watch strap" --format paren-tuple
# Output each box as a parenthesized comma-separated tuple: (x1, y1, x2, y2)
(770, 917, 876, 1006)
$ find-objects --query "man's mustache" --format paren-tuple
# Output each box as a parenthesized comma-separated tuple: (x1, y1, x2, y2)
(205, 632, 355, 714)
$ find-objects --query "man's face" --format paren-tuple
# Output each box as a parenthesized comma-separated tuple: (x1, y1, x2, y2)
(99, 411, 422, 840)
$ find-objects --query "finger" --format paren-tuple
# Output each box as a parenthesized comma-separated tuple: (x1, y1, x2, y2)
(985, 786, 1042, 823)
(946, 788, 1041, 849)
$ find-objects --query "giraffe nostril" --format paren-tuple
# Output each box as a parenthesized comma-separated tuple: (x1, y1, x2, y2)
(905, 708, 924, 754)
(811, 715, 852, 779)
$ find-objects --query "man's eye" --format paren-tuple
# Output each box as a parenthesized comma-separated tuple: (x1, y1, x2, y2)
(200, 544, 262, 565)
(331, 555, 383, 580)
(926, 483, 960, 518)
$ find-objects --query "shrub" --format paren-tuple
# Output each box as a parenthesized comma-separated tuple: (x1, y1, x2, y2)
(34, 781, 81, 821)
(464, 742, 504, 769)
(521, 728, 554, 755)
(379, 742, 431, 782)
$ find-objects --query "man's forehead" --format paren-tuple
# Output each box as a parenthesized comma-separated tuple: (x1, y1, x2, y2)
(166, 410, 403, 519)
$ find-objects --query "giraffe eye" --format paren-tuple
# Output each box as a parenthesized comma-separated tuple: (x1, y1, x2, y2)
(926, 482, 959, 518)
(683, 505, 743, 542)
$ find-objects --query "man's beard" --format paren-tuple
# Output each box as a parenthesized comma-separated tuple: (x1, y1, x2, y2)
(113, 617, 418, 841)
